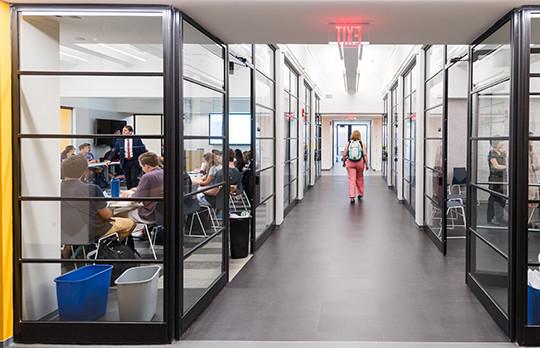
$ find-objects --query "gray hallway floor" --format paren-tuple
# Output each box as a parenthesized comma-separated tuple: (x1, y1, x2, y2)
(183, 174, 509, 342)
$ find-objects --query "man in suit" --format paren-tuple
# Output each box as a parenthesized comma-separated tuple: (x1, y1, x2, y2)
(108, 125, 147, 189)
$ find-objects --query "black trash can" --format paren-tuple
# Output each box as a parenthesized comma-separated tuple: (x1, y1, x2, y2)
(229, 213, 251, 259)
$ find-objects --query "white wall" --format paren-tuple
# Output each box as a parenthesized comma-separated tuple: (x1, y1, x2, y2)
(321, 117, 333, 170)
(19, 16, 60, 321)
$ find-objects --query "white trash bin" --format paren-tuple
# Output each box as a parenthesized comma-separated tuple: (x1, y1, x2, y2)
(115, 265, 161, 321)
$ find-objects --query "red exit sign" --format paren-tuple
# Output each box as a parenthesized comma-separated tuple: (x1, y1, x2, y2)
(335, 24, 363, 48)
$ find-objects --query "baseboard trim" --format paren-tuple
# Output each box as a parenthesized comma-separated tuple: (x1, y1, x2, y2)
(1, 337, 13, 347)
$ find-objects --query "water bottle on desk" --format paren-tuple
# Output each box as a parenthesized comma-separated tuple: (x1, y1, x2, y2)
(111, 178, 120, 198)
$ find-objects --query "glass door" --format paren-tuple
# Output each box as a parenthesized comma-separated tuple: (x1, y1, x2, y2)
(283, 61, 299, 215)
(303, 82, 312, 193)
(382, 95, 388, 180)
(403, 63, 417, 213)
(315, 95, 322, 181)
(391, 83, 399, 192)
(253, 45, 276, 249)
(424, 45, 445, 251)
(181, 17, 228, 333)
(468, 19, 511, 334)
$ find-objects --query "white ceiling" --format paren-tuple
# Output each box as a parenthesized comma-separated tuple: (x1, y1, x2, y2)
(12, 0, 540, 44)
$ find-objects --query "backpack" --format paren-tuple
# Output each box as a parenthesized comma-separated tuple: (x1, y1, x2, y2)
(97, 236, 138, 285)
(348, 140, 363, 162)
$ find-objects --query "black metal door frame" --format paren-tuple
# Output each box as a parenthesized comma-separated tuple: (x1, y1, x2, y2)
(10, 5, 231, 344)
(252, 44, 277, 252)
(466, 10, 515, 339)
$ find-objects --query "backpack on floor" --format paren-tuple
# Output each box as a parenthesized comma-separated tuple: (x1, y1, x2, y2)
(97, 235, 138, 285)
(348, 140, 363, 161)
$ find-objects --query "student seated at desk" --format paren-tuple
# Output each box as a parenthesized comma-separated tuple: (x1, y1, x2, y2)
(193, 152, 222, 187)
(60, 145, 76, 161)
(79, 143, 98, 164)
(61, 155, 136, 244)
(199, 149, 242, 208)
(120, 152, 164, 224)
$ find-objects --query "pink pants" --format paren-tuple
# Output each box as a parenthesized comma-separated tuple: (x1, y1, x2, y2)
(346, 159, 365, 198)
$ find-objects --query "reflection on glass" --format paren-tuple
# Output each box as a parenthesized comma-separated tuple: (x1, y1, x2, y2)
(183, 233, 224, 313)
(291, 177, 298, 201)
(426, 45, 444, 79)
(530, 80, 540, 135)
(472, 21, 511, 88)
(229, 44, 252, 63)
(289, 139, 298, 161)
(470, 235, 509, 314)
(183, 21, 224, 89)
(529, 142, 540, 261)
(290, 69, 298, 97)
(425, 167, 443, 203)
(426, 106, 443, 139)
(258, 168, 274, 202)
(19, 13, 164, 72)
(426, 72, 443, 109)
(472, 140, 509, 194)
(255, 198, 274, 239)
(472, 81, 510, 138)
(255, 44, 274, 78)
(256, 107, 274, 138)
(256, 138, 274, 170)
(425, 197, 442, 238)
(183, 80, 224, 137)
(447, 45, 468, 62)
(256, 72, 274, 108)
(183, 140, 224, 191)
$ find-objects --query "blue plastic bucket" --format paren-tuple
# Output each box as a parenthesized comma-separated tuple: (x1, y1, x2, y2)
(528, 285, 540, 325)
(54, 264, 113, 321)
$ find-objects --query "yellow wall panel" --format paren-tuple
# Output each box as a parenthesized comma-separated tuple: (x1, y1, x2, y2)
(0, 0, 13, 343)
(60, 107, 72, 150)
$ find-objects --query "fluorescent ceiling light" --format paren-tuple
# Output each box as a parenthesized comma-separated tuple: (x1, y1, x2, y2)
(60, 51, 88, 62)
(75, 43, 147, 63)
(60, 45, 89, 62)
(99, 43, 147, 62)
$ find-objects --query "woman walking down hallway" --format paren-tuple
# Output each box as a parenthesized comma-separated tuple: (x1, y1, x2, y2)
(342, 129, 368, 204)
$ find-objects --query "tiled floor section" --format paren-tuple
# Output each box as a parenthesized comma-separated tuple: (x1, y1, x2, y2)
(183, 174, 509, 342)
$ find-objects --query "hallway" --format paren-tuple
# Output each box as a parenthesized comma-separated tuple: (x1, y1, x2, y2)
(184, 174, 508, 342)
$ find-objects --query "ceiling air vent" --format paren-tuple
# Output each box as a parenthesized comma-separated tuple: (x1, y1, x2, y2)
(325, 94, 333, 99)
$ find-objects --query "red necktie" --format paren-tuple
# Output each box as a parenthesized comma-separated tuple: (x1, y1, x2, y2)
(127, 139, 131, 160)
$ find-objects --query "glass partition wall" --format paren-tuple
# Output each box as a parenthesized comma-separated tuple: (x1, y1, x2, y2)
(283, 61, 299, 215)
(403, 63, 417, 213)
(315, 95, 322, 181)
(11, 6, 229, 344)
(390, 83, 399, 192)
(424, 45, 446, 251)
(468, 19, 512, 337)
(303, 82, 313, 193)
(182, 20, 228, 332)
(464, 8, 540, 345)
(253, 45, 276, 249)
(424, 45, 469, 254)
(382, 94, 388, 180)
